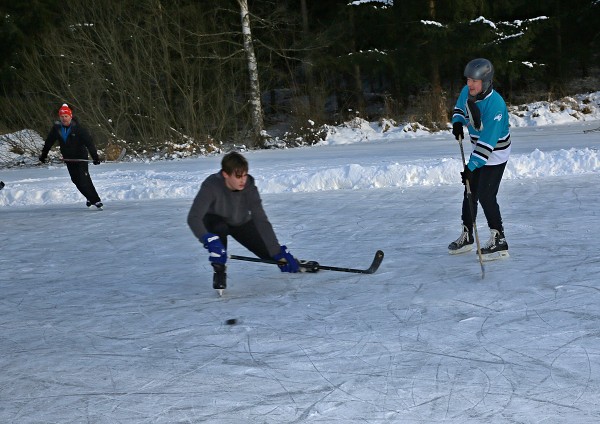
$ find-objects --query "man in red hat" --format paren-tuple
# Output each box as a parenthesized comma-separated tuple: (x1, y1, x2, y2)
(39, 103, 104, 209)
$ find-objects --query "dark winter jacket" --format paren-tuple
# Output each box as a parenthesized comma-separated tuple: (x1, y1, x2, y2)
(187, 172, 281, 257)
(40, 119, 99, 162)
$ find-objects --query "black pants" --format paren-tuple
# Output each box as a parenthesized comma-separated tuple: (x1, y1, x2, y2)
(462, 162, 506, 233)
(66, 162, 101, 204)
(203, 214, 272, 260)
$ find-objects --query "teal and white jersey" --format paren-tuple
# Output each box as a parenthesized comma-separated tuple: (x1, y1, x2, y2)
(452, 85, 511, 171)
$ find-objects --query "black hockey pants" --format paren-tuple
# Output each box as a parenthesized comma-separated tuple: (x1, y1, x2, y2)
(203, 214, 272, 260)
(462, 161, 506, 233)
(66, 162, 101, 204)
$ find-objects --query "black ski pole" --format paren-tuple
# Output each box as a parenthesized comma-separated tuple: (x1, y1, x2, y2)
(458, 136, 485, 279)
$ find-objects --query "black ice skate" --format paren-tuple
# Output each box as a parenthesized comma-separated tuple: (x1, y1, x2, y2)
(448, 225, 474, 254)
(87, 201, 103, 210)
(212, 263, 227, 296)
(480, 229, 509, 261)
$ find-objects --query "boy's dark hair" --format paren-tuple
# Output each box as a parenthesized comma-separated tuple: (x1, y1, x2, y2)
(221, 152, 248, 176)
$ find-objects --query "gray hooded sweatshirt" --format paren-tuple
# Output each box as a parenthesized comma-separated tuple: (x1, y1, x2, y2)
(187, 172, 280, 257)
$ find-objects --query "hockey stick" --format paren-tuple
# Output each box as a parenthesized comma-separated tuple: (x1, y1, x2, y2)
(458, 136, 485, 279)
(61, 158, 121, 164)
(229, 250, 384, 275)
(61, 147, 127, 164)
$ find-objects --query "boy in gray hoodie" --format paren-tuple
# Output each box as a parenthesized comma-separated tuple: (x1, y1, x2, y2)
(188, 152, 299, 292)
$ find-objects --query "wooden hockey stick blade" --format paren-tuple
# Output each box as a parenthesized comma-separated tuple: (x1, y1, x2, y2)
(116, 147, 127, 161)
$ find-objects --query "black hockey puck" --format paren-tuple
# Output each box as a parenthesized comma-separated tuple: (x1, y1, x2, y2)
(225, 318, 237, 325)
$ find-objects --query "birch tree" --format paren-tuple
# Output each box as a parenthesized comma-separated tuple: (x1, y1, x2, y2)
(237, 0, 265, 147)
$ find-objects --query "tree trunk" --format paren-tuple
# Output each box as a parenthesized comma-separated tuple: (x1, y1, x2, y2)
(348, 6, 364, 117)
(300, 0, 308, 32)
(553, 0, 564, 97)
(428, 0, 446, 128)
(238, 0, 265, 147)
(300, 0, 316, 113)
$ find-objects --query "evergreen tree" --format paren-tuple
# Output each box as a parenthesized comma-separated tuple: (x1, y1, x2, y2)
(0, 0, 59, 93)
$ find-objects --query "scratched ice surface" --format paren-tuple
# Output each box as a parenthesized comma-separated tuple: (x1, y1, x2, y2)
(1, 118, 600, 422)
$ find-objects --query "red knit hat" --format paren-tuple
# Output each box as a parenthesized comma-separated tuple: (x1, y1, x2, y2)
(58, 103, 72, 117)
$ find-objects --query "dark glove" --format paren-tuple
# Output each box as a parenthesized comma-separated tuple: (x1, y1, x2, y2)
(452, 122, 464, 140)
(461, 165, 473, 185)
(273, 245, 299, 273)
(39, 155, 46, 164)
(93, 159, 101, 165)
(201, 233, 227, 264)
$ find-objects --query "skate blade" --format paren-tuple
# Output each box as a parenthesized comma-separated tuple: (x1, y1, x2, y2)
(448, 245, 474, 255)
(480, 250, 509, 262)
(216, 289, 224, 297)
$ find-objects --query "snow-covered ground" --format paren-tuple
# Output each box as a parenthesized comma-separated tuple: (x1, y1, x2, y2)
(1, 95, 600, 422)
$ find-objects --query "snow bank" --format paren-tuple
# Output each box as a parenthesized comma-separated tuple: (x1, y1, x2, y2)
(1, 145, 598, 207)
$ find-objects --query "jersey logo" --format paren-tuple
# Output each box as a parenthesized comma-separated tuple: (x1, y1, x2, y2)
(494, 113, 503, 121)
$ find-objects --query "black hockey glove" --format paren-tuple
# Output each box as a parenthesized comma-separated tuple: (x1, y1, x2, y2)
(452, 122, 464, 140)
(461, 165, 473, 185)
